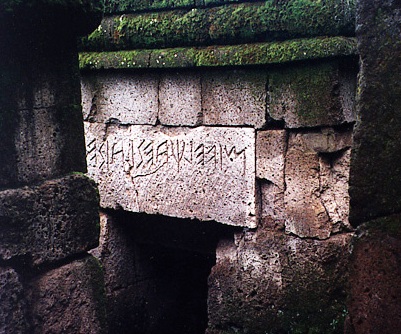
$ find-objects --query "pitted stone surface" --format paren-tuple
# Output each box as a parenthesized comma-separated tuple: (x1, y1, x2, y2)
(208, 231, 353, 333)
(159, 71, 202, 126)
(29, 256, 107, 334)
(284, 131, 351, 239)
(0, 174, 99, 265)
(256, 130, 287, 188)
(81, 72, 159, 125)
(256, 130, 287, 228)
(85, 123, 256, 227)
(0, 267, 27, 334)
(202, 69, 267, 128)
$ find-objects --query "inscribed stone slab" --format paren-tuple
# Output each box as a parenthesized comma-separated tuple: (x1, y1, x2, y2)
(85, 124, 256, 227)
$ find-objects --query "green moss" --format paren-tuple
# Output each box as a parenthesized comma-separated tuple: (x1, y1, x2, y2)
(269, 61, 344, 126)
(361, 215, 401, 238)
(103, 0, 196, 13)
(80, 0, 355, 51)
(86, 256, 108, 334)
(79, 36, 357, 70)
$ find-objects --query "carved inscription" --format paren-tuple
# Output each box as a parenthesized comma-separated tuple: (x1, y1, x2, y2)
(88, 137, 247, 178)
(85, 124, 256, 227)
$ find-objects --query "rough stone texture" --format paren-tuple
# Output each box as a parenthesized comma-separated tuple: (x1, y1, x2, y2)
(202, 69, 267, 129)
(256, 130, 287, 186)
(0, 174, 99, 266)
(284, 129, 352, 239)
(0, 0, 102, 189)
(79, 37, 358, 70)
(349, 0, 401, 224)
(207, 229, 353, 334)
(0, 267, 27, 334)
(81, 1, 355, 51)
(29, 256, 107, 334)
(85, 123, 256, 227)
(268, 60, 357, 128)
(159, 70, 202, 126)
(256, 130, 287, 229)
(346, 215, 401, 333)
(81, 71, 159, 125)
(0, 42, 87, 188)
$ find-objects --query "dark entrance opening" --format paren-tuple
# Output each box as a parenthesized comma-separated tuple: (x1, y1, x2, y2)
(92, 210, 237, 334)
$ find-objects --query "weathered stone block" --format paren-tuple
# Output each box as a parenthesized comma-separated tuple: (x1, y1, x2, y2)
(15, 107, 64, 184)
(349, 0, 401, 224)
(347, 216, 401, 333)
(85, 123, 256, 227)
(256, 130, 287, 187)
(284, 130, 352, 239)
(29, 256, 107, 334)
(0, 267, 27, 334)
(208, 230, 353, 334)
(202, 69, 267, 128)
(269, 60, 356, 128)
(80, 72, 159, 125)
(256, 130, 287, 229)
(0, 174, 99, 266)
(90, 212, 137, 289)
(0, 52, 87, 188)
(159, 71, 202, 126)
(259, 181, 285, 230)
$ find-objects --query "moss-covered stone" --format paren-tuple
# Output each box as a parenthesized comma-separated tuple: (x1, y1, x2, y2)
(103, 0, 197, 13)
(348, 0, 401, 225)
(79, 36, 357, 70)
(80, 0, 355, 51)
(102, 0, 259, 14)
(269, 59, 357, 128)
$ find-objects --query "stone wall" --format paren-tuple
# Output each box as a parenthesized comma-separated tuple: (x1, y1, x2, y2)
(0, 0, 397, 332)
(0, 1, 106, 333)
(79, 0, 401, 333)
(346, 0, 401, 332)
(79, 0, 359, 331)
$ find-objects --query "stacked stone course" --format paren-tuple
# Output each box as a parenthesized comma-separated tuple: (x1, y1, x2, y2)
(11, 0, 401, 332)
(0, 1, 106, 333)
(79, 0, 361, 332)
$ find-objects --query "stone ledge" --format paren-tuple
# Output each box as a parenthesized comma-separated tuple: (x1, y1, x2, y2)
(0, 174, 100, 266)
(79, 37, 357, 70)
(81, 1, 355, 51)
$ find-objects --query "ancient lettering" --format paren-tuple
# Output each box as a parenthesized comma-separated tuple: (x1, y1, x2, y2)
(85, 125, 256, 228)
(88, 137, 247, 178)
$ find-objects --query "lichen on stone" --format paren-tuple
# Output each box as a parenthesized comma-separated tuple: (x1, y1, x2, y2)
(79, 37, 357, 70)
(80, 0, 356, 51)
